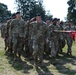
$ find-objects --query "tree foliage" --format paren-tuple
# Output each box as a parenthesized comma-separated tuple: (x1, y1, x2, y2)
(67, 0, 76, 24)
(0, 3, 11, 22)
(15, 0, 52, 21)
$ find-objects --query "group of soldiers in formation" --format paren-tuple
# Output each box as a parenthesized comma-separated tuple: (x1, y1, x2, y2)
(1, 12, 76, 68)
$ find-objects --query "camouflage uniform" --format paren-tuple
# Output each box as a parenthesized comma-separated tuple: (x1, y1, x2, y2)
(58, 23, 65, 53)
(1, 24, 6, 38)
(6, 19, 13, 53)
(44, 23, 51, 57)
(11, 19, 25, 59)
(24, 21, 33, 57)
(17, 19, 25, 58)
(1, 23, 8, 51)
(30, 21, 48, 66)
(49, 24, 61, 58)
(65, 25, 74, 55)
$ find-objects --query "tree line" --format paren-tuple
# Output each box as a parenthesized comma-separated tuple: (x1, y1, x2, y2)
(0, 0, 76, 25)
(0, 3, 11, 22)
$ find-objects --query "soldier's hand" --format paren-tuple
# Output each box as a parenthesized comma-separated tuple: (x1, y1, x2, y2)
(30, 17, 36, 22)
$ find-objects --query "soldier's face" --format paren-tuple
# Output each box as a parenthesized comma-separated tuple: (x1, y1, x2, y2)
(46, 20, 50, 24)
(53, 21, 56, 24)
(16, 14, 21, 19)
(36, 16, 41, 20)
(57, 20, 60, 25)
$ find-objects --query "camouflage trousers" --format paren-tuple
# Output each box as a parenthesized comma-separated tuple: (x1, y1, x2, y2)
(12, 34, 18, 59)
(18, 37, 24, 57)
(24, 38, 33, 57)
(58, 33, 66, 53)
(66, 37, 73, 54)
(4, 37, 9, 51)
(58, 38, 65, 53)
(44, 39, 51, 55)
(49, 38, 59, 57)
(8, 37, 13, 54)
(12, 34, 24, 59)
(33, 39, 44, 66)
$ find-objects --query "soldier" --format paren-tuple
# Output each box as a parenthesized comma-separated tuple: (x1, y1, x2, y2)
(65, 21, 74, 55)
(11, 12, 25, 60)
(6, 13, 16, 54)
(48, 18, 61, 64)
(1, 22, 8, 51)
(46, 18, 53, 26)
(24, 21, 30, 57)
(56, 19, 65, 54)
(59, 21, 64, 30)
(24, 17, 36, 58)
(44, 18, 53, 57)
(1, 23, 5, 38)
(30, 13, 48, 67)
(58, 21, 65, 53)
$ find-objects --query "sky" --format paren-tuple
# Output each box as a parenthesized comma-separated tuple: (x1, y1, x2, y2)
(0, 0, 69, 21)
(43, 0, 69, 21)
(0, 0, 17, 12)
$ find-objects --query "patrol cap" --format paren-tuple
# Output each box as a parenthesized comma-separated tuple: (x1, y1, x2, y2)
(16, 12, 20, 15)
(57, 18, 60, 21)
(52, 18, 57, 22)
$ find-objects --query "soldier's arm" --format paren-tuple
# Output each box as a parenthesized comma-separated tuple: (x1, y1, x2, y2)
(10, 19, 15, 30)
(25, 17, 36, 25)
(6, 20, 11, 36)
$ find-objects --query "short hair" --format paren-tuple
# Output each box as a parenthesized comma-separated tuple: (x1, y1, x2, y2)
(52, 18, 57, 22)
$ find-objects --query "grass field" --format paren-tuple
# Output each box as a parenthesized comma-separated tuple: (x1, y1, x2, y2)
(0, 31, 76, 75)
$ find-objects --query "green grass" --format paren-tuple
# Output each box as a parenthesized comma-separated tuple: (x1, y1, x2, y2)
(0, 31, 76, 75)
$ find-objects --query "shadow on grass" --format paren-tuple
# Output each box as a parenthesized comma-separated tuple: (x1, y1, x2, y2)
(4, 51, 76, 75)
(5, 53, 33, 74)
(58, 52, 76, 65)
(35, 66, 53, 75)
(23, 55, 53, 75)
(49, 52, 76, 75)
